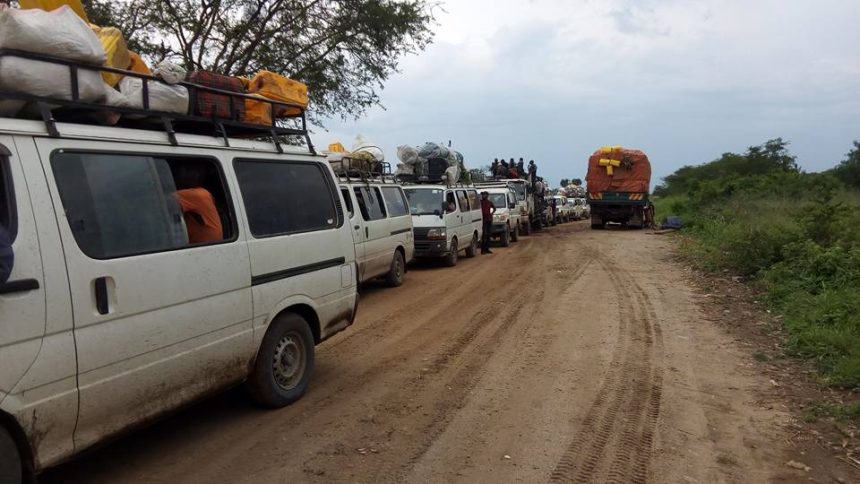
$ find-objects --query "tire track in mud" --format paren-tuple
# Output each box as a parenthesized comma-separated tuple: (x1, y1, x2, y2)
(348, 243, 597, 482)
(198, 244, 549, 482)
(549, 246, 664, 484)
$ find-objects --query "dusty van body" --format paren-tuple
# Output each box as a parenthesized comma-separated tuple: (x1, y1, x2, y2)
(0, 118, 358, 477)
(339, 179, 414, 286)
(403, 184, 482, 267)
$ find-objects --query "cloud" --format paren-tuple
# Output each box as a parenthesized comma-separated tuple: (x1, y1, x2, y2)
(319, 0, 860, 186)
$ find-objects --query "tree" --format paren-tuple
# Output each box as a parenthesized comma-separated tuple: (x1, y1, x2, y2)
(559, 178, 570, 187)
(83, 0, 437, 123)
(833, 141, 860, 190)
(571, 178, 582, 186)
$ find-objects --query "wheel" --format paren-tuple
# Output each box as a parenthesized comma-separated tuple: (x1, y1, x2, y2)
(501, 226, 511, 247)
(511, 224, 519, 242)
(465, 233, 478, 258)
(444, 238, 459, 266)
(523, 220, 531, 235)
(0, 426, 23, 484)
(247, 313, 315, 408)
(385, 250, 405, 287)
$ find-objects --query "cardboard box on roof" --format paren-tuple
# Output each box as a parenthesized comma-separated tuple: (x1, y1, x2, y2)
(585, 146, 651, 193)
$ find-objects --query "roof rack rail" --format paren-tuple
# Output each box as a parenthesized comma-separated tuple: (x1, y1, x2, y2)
(329, 156, 397, 184)
(0, 49, 314, 154)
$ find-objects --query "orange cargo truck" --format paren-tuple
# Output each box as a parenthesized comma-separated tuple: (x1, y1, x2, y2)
(585, 146, 652, 229)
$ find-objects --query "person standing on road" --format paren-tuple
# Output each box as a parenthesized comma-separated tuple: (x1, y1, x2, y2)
(0, 225, 13, 285)
(480, 191, 496, 255)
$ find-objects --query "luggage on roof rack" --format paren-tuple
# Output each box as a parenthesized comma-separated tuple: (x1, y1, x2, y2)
(0, 49, 315, 153)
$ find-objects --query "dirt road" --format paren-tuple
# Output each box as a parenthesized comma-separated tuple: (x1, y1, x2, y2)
(45, 222, 809, 483)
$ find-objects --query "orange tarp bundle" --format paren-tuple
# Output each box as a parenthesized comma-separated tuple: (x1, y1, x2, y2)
(585, 146, 651, 193)
(244, 70, 308, 125)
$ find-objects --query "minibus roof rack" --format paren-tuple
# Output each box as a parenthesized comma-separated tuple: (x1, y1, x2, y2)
(0, 49, 314, 154)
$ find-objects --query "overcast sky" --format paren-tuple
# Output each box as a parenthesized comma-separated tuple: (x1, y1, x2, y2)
(318, 0, 860, 188)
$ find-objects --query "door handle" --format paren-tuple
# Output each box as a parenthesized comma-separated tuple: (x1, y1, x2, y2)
(365, 227, 369, 238)
(94, 277, 110, 315)
(0, 279, 40, 295)
(354, 225, 360, 230)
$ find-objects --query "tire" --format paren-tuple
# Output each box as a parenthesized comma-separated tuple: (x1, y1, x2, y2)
(501, 226, 511, 247)
(465, 234, 478, 258)
(385, 250, 405, 287)
(444, 238, 459, 266)
(247, 313, 315, 408)
(511, 224, 519, 242)
(0, 426, 22, 484)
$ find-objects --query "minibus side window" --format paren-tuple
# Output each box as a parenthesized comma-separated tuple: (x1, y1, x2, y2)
(0, 150, 16, 240)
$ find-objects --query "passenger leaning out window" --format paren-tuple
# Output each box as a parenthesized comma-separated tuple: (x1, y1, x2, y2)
(175, 162, 223, 244)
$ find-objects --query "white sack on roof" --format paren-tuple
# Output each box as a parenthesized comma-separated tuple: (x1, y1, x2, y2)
(0, 5, 105, 64)
(0, 57, 105, 104)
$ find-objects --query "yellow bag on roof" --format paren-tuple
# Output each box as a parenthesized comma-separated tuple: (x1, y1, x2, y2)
(248, 70, 308, 117)
(244, 95, 275, 126)
(90, 24, 130, 86)
(328, 142, 347, 153)
(127, 52, 151, 75)
(19, 0, 89, 21)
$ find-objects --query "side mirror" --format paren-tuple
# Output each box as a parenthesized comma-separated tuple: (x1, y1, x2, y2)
(509, 202, 516, 209)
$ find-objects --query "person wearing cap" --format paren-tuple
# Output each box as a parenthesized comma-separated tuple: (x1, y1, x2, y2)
(480, 191, 496, 255)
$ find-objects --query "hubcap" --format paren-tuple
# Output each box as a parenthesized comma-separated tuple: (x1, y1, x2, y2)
(272, 331, 305, 390)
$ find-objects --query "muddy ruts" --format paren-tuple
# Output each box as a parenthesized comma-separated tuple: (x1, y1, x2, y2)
(549, 252, 664, 483)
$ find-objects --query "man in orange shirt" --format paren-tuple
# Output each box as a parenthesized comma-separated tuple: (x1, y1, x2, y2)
(175, 163, 223, 244)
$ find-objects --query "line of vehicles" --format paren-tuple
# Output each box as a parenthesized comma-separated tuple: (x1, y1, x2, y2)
(0, 111, 591, 479)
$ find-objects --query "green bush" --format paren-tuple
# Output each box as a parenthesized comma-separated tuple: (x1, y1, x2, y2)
(657, 139, 860, 389)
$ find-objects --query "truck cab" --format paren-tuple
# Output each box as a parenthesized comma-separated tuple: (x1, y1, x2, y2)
(403, 184, 482, 266)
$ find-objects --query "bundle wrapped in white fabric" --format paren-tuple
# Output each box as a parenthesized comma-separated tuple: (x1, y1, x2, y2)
(117, 77, 189, 114)
(352, 134, 384, 162)
(0, 5, 105, 64)
(0, 57, 106, 104)
(0, 5, 107, 113)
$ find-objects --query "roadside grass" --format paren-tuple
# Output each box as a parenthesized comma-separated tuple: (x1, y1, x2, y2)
(659, 173, 860, 415)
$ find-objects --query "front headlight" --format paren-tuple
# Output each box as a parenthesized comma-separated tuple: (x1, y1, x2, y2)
(426, 228, 447, 240)
(494, 213, 509, 223)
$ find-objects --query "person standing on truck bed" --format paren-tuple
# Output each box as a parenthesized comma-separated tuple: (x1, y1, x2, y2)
(0, 224, 12, 285)
(480, 191, 496, 255)
(175, 162, 224, 244)
(528, 160, 537, 183)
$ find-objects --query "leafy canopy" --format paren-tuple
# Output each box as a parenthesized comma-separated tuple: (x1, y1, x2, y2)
(83, 0, 437, 123)
(654, 138, 799, 197)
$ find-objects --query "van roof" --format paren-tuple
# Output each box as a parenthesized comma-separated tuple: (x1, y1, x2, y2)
(0, 117, 318, 156)
(402, 184, 476, 190)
